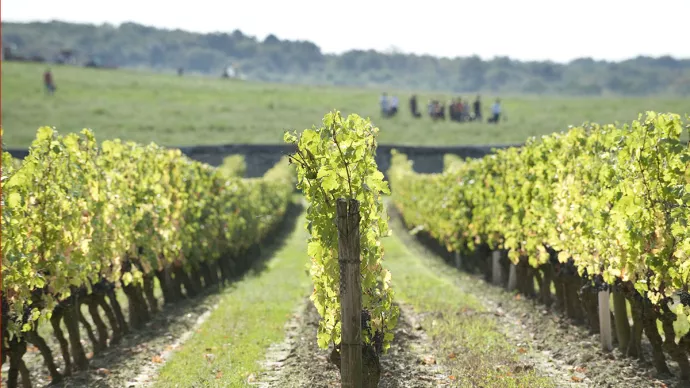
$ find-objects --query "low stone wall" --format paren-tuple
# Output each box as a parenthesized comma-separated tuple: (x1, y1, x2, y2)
(5, 143, 521, 178)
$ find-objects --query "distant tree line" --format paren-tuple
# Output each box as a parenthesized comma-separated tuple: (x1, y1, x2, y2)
(3, 20, 690, 96)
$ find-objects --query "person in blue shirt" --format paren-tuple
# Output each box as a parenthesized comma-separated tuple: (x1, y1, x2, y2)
(380, 93, 389, 116)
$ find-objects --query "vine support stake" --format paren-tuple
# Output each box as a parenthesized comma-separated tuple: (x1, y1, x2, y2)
(508, 263, 517, 291)
(492, 250, 503, 285)
(454, 251, 462, 269)
(598, 290, 613, 352)
(336, 198, 363, 388)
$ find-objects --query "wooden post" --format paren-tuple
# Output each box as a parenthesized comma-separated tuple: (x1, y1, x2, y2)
(598, 290, 613, 351)
(455, 251, 462, 269)
(612, 290, 631, 352)
(508, 263, 517, 291)
(336, 199, 362, 388)
(492, 251, 502, 285)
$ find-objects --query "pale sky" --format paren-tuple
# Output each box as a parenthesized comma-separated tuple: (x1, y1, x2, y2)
(2, 0, 689, 63)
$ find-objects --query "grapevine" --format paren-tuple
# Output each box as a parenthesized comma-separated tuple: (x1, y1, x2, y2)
(1, 126, 296, 386)
(388, 111, 690, 375)
(284, 110, 399, 354)
(390, 112, 690, 304)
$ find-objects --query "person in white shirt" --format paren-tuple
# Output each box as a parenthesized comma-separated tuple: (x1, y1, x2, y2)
(489, 98, 502, 123)
(390, 96, 399, 115)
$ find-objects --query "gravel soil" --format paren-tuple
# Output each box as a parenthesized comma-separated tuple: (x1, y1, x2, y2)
(254, 298, 451, 388)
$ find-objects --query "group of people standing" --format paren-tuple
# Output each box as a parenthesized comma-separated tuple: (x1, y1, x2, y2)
(379, 92, 400, 117)
(382, 93, 503, 124)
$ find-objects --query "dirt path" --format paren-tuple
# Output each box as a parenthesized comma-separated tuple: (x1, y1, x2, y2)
(254, 298, 450, 388)
(450, 276, 673, 387)
(15, 292, 223, 388)
(0, 290, 222, 388)
(127, 302, 218, 387)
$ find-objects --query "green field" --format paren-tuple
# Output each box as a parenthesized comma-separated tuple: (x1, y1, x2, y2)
(3, 62, 688, 148)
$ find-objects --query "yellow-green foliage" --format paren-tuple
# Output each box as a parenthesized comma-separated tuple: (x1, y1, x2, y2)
(284, 111, 399, 353)
(218, 154, 247, 178)
(1, 127, 294, 337)
(443, 153, 465, 172)
(390, 112, 690, 307)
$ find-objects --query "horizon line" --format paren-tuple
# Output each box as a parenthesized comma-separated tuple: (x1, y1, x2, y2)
(3, 18, 689, 64)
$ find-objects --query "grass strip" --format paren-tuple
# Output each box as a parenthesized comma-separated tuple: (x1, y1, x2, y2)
(384, 214, 555, 388)
(153, 210, 311, 387)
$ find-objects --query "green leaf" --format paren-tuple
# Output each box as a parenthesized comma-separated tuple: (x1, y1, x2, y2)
(321, 171, 338, 192)
(317, 332, 330, 349)
(122, 272, 133, 286)
(7, 192, 21, 208)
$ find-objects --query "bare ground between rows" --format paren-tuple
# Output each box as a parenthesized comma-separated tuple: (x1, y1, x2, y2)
(0, 287, 222, 388)
(254, 298, 450, 388)
(396, 223, 678, 387)
(468, 284, 677, 388)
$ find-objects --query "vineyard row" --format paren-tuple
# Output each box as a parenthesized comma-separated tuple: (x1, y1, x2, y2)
(1, 127, 296, 387)
(388, 112, 690, 379)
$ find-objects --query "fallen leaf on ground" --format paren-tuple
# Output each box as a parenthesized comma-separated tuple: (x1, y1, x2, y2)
(152, 355, 164, 363)
(447, 352, 457, 360)
(215, 371, 223, 379)
(247, 374, 256, 383)
(571, 376, 583, 382)
(575, 366, 587, 373)
(517, 347, 527, 354)
(422, 355, 436, 365)
(96, 368, 111, 376)
(449, 375, 456, 380)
